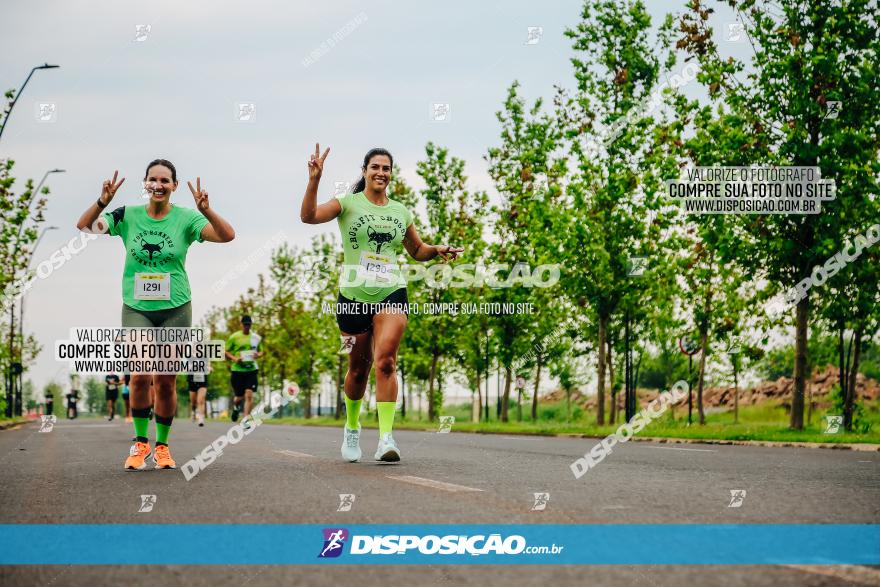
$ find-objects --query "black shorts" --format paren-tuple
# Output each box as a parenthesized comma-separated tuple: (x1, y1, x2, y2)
(105, 388, 118, 401)
(335, 288, 409, 335)
(188, 375, 208, 393)
(231, 370, 258, 396)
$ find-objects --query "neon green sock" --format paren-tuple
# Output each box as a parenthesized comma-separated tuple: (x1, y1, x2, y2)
(377, 402, 396, 436)
(344, 396, 362, 429)
(155, 415, 173, 445)
(132, 407, 150, 441)
(133, 417, 149, 440)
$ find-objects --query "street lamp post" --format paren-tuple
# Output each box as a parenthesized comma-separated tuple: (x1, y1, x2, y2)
(0, 63, 60, 142)
(16, 225, 59, 415)
(33, 169, 65, 199)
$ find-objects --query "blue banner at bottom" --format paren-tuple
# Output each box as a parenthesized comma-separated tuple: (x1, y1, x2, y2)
(1, 524, 877, 565)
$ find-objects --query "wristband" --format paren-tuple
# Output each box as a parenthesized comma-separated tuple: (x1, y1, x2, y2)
(96, 197, 109, 209)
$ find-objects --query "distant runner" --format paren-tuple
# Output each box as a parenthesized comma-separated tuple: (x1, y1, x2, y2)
(105, 373, 121, 421)
(225, 315, 262, 428)
(188, 370, 208, 427)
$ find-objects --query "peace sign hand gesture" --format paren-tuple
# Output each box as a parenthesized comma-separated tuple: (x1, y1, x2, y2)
(188, 177, 210, 212)
(100, 170, 126, 205)
(308, 143, 330, 181)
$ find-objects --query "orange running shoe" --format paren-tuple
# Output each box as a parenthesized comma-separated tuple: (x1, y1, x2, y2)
(153, 444, 176, 469)
(124, 441, 151, 471)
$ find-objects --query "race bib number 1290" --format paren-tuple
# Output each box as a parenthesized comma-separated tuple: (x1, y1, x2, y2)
(358, 251, 395, 285)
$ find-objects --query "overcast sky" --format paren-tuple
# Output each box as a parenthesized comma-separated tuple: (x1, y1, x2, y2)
(1, 0, 744, 395)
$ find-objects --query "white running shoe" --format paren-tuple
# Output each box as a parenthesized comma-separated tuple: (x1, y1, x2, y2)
(196, 413, 205, 427)
(341, 425, 362, 462)
(374, 432, 401, 462)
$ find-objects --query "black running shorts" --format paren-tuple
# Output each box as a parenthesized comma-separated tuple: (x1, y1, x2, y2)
(335, 288, 409, 335)
(231, 370, 258, 396)
(188, 374, 208, 393)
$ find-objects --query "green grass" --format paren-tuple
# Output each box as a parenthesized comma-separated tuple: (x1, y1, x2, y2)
(0, 416, 28, 426)
(264, 399, 880, 445)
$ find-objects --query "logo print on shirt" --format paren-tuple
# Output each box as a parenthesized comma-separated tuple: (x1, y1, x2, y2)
(141, 239, 164, 260)
(367, 226, 396, 254)
(131, 230, 174, 268)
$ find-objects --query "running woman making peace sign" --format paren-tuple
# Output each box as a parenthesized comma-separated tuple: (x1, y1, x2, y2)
(300, 144, 463, 462)
(77, 159, 235, 471)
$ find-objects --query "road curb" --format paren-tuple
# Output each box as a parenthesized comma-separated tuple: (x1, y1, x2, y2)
(267, 419, 879, 451)
(0, 419, 27, 431)
(555, 432, 880, 451)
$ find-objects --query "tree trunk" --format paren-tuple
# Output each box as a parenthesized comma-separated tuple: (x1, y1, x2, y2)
(531, 355, 542, 421)
(428, 349, 439, 421)
(837, 323, 846, 404)
(790, 295, 809, 430)
(501, 363, 512, 423)
(844, 327, 862, 431)
(633, 350, 642, 416)
(596, 314, 608, 425)
(473, 368, 482, 423)
(476, 363, 483, 423)
(696, 328, 708, 425)
(304, 357, 314, 419)
(696, 275, 713, 426)
(608, 339, 616, 424)
(732, 358, 739, 424)
(806, 382, 813, 426)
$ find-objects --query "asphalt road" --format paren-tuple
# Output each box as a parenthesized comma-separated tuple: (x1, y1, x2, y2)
(1, 417, 878, 586)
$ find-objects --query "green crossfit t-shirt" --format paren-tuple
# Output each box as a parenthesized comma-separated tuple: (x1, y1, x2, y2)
(103, 204, 209, 311)
(335, 191, 414, 303)
(226, 330, 261, 372)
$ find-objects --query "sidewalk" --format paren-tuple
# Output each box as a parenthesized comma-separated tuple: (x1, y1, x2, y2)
(265, 417, 880, 451)
(557, 432, 880, 452)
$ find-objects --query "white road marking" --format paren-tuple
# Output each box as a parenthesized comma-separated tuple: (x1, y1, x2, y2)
(274, 449, 315, 459)
(54, 424, 118, 428)
(857, 460, 873, 463)
(786, 564, 880, 585)
(646, 446, 716, 452)
(388, 475, 483, 493)
(601, 505, 629, 510)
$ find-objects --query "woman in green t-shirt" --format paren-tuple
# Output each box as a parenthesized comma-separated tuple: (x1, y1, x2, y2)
(300, 144, 463, 463)
(76, 158, 235, 471)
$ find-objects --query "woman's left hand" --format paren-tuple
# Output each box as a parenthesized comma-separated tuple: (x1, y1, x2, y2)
(436, 245, 464, 262)
(188, 177, 210, 212)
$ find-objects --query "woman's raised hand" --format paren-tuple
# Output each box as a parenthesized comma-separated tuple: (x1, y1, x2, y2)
(188, 177, 210, 212)
(100, 170, 125, 205)
(308, 143, 330, 181)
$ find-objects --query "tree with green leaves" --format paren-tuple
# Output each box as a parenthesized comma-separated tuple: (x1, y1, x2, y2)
(559, 0, 678, 424)
(487, 80, 566, 422)
(412, 142, 488, 420)
(1, 156, 50, 416)
(678, 0, 880, 429)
